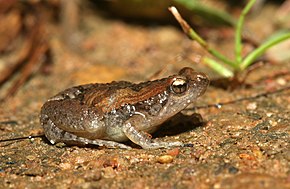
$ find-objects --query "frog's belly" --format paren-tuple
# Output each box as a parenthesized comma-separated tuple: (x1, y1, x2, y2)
(104, 127, 128, 142)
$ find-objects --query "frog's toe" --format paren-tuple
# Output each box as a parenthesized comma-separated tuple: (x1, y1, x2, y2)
(166, 141, 183, 148)
(140, 140, 183, 149)
(90, 140, 132, 149)
(118, 143, 132, 149)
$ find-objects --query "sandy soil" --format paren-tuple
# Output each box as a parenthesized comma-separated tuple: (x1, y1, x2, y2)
(0, 1, 289, 189)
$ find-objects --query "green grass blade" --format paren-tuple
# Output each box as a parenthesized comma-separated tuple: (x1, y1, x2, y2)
(241, 31, 290, 70)
(235, 0, 257, 64)
(203, 57, 234, 77)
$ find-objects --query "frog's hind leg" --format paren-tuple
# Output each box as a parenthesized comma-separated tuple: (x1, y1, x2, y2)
(42, 121, 131, 149)
(62, 132, 132, 149)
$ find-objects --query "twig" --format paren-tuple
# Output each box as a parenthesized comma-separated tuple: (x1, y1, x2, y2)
(185, 85, 290, 110)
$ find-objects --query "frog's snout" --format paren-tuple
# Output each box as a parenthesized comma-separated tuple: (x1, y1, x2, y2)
(191, 72, 209, 97)
(196, 72, 210, 87)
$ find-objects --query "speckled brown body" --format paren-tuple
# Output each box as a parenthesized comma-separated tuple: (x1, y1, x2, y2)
(40, 67, 209, 149)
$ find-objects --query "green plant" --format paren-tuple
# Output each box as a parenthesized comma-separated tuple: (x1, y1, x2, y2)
(169, 0, 290, 78)
(173, 0, 235, 26)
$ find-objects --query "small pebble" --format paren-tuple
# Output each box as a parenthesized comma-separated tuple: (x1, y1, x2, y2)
(246, 102, 257, 110)
(84, 170, 102, 181)
(276, 78, 286, 85)
(266, 112, 273, 117)
(26, 155, 36, 161)
(157, 155, 173, 164)
(269, 120, 278, 126)
(167, 148, 179, 156)
(55, 142, 66, 148)
(59, 162, 72, 170)
(102, 167, 116, 178)
(239, 153, 254, 160)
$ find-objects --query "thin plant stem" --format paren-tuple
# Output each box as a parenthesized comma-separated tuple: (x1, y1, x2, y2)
(235, 0, 257, 64)
(169, 6, 238, 69)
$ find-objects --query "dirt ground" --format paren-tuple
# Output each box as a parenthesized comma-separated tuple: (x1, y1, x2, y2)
(0, 1, 289, 189)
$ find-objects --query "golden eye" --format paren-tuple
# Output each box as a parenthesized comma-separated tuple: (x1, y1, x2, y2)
(171, 78, 188, 94)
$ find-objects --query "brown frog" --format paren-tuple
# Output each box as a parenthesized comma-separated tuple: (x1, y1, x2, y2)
(40, 67, 209, 149)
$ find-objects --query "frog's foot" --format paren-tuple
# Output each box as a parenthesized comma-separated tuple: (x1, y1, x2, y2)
(122, 123, 183, 149)
(44, 124, 131, 149)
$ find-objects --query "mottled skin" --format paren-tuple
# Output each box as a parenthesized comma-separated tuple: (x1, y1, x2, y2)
(40, 67, 209, 149)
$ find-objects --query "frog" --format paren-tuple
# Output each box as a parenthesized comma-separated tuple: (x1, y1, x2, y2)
(40, 67, 209, 149)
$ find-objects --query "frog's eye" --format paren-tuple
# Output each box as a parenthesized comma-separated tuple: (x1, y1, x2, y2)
(171, 78, 188, 94)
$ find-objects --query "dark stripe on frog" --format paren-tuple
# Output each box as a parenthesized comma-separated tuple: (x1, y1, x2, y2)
(82, 77, 174, 113)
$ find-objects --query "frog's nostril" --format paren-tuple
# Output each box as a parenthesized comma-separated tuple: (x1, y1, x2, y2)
(196, 73, 209, 84)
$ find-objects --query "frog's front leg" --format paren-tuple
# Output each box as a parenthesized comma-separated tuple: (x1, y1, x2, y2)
(122, 123, 183, 149)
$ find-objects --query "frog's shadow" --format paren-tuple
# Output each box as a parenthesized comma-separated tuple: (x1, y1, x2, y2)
(152, 112, 205, 138)
(124, 113, 205, 148)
